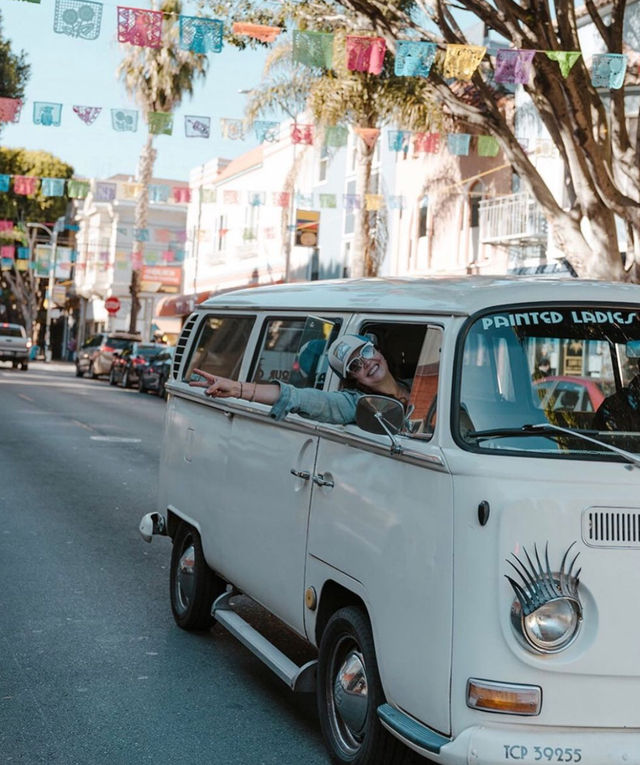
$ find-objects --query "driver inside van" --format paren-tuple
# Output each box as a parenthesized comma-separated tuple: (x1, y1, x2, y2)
(189, 333, 411, 425)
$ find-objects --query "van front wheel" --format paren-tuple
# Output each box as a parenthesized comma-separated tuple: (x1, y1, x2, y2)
(317, 606, 407, 765)
(170, 522, 224, 631)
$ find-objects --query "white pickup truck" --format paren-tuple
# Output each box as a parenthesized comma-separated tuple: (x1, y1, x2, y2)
(0, 323, 30, 369)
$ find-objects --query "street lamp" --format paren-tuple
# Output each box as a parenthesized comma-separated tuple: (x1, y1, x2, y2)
(26, 216, 65, 362)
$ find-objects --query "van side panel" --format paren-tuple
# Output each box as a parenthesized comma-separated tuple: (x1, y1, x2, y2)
(307, 435, 454, 736)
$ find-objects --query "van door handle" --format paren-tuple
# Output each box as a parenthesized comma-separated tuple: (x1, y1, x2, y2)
(290, 468, 311, 480)
(312, 473, 334, 489)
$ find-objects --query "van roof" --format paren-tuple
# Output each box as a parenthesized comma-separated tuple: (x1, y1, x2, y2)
(198, 276, 640, 316)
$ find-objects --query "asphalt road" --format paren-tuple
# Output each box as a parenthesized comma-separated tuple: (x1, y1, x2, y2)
(0, 361, 329, 765)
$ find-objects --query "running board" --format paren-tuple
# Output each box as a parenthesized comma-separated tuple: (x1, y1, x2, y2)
(212, 591, 317, 693)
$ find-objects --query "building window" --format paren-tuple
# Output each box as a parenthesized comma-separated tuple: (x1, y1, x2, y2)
(318, 145, 329, 183)
(418, 195, 429, 238)
(344, 179, 356, 235)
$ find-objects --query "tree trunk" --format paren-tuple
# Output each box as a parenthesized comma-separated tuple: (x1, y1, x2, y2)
(351, 136, 375, 277)
(129, 134, 157, 333)
(4, 269, 38, 338)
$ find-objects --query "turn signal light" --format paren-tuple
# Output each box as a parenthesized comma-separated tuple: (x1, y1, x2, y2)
(467, 678, 541, 716)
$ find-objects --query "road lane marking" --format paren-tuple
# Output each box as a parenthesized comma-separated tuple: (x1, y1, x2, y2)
(18, 393, 34, 402)
(90, 436, 142, 443)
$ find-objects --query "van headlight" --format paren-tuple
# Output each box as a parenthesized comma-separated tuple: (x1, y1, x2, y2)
(507, 542, 583, 655)
(521, 598, 581, 652)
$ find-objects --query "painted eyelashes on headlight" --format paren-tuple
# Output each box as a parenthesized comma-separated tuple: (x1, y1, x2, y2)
(506, 542, 583, 654)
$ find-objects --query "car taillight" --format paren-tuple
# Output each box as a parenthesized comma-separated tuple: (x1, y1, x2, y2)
(133, 357, 146, 366)
(103, 345, 115, 352)
(26, 340, 32, 348)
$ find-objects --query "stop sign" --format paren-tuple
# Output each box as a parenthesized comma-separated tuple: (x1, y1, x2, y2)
(105, 296, 121, 315)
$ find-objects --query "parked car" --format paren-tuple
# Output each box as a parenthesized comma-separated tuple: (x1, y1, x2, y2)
(0, 322, 31, 370)
(75, 332, 141, 378)
(534, 374, 609, 413)
(109, 342, 166, 388)
(138, 346, 174, 397)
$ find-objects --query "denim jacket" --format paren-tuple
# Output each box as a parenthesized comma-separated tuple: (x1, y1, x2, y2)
(269, 382, 364, 424)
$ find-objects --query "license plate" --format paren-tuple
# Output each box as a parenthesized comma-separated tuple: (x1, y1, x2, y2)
(503, 745, 583, 762)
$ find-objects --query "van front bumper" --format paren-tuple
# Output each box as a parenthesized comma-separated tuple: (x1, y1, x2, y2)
(378, 704, 640, 764)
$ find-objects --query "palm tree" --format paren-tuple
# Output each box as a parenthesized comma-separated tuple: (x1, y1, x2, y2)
(243, 27, 438, 277)
(117, 0, 208, 332)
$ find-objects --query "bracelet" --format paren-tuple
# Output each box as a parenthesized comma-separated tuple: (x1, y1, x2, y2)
(240, 382, 244, 399)
(250, 384, 256, 402)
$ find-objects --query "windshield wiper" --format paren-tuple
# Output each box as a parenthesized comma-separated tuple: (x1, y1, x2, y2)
(466, 423, 640, 470)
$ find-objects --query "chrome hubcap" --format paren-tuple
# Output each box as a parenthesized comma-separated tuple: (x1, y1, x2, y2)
(327, 638, 368, 754)
(175, 542, 196, 614)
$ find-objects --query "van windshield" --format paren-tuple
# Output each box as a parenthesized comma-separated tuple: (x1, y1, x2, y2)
(457, 305, 640, 457)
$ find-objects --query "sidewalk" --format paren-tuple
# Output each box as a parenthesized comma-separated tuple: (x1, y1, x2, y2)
(29, 359, 76, 374)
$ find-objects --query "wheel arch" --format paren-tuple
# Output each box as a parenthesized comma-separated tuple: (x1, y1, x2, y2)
(315, 579, 369, 647)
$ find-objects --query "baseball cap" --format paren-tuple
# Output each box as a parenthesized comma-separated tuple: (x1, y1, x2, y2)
(328, 334, 371, 378)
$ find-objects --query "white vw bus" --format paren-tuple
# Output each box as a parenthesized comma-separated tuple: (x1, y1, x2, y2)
(141, 277, 640, 765)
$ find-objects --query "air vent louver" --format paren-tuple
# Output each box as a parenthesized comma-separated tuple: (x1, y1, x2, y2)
(172, 313, 198, 379)
(582, 508, 640, 548)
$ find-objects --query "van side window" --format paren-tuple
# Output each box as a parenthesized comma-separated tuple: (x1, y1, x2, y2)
(249, 316, 341, 389)
(359, 322, 442, 439)
(183, 315, 254, 381)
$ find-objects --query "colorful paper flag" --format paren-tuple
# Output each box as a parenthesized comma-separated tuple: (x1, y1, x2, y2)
(120, 182, 141, 200)
(1, 246, 15, 260)
(14, 176, 38, 196)
(33, 102, 63, 127)
(117, 6, 163, 48)
(295, 192, 314, 207)
(0, 221, 14, 232)
(0, 98, 23, 123)
(443, 44, 486, 80)
(223, 190, 240, 205)
(248, 191, 265, 206)
(149, 184, 170, 202)
(185, 115, 210, 138)
(414, 132, 440, 153)
(447, 133, 472, 156)
(179, 16, 223, 53)
(53, 0, 103, 40)
(273, 192, 290, 207)
(220, 118, 245, 140)
(354, 127, 380, 148)
(495, 49, 536, 84)
(173, 187, 191, 203)
(0, 176, 11, 192)
(545, 51, 581, 78)
(67, 179, 90, 198)
(324, 126, 348, 147)
(232, 22, 281, 43)
(394, 40, 437, 78)
(201, 188, 216, 203)
(254, 120, 279, 143)
(41, 178, 66, 197)
(95, 181, 117, 202)
(388, 195, 405, 210)
(132, 248, 144, 270)
(388, 130, 411, 152)
(292, 30, 334, 69)
(148, 112, 173, 136)
(111, 108, 138, 132)
(365, 194, 383, 211)
(477, 135, 500, 157)
(291, 124, 314, 145)
(346, 35, 386, 75)
(133, 228, 149, 242)
(591, 53, 627, 89)
(343, 194, 361, 211)
(319, 193, 337, 208)
(73, 105, 102, 125)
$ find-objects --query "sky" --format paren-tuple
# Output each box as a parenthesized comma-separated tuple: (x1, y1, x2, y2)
(1, 0, 269, 182)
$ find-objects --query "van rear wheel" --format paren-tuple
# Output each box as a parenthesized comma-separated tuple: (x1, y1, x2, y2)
(317, 606, 408, 765)
(170, 522, 224, 631)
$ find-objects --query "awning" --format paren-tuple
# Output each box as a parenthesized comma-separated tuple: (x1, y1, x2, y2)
(157, 279, 285, 318)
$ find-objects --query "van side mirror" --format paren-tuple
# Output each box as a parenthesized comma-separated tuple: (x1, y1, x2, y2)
(356, 395, 404, 453)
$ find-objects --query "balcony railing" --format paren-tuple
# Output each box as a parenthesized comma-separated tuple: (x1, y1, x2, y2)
(479, 193, 548, 245)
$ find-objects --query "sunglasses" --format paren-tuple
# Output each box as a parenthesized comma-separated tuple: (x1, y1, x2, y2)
(346, 342, 376, 375)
